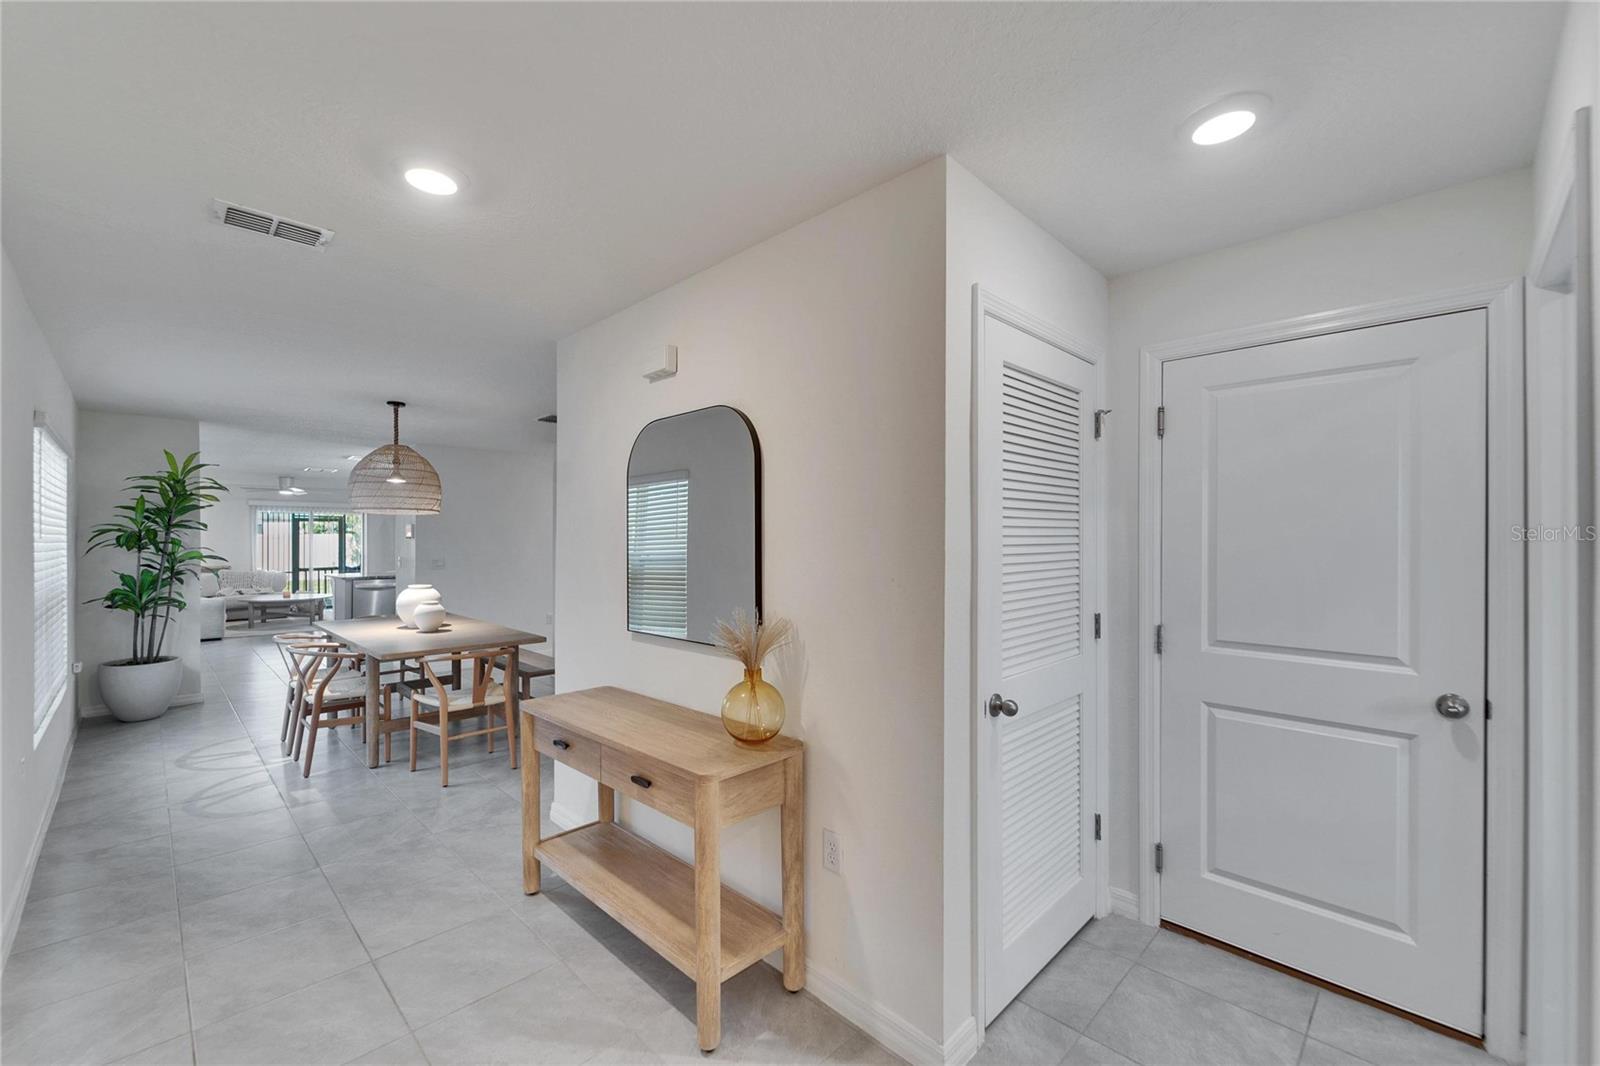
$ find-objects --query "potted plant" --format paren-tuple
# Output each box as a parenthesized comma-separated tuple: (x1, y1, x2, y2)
(85, 451, 227, 721)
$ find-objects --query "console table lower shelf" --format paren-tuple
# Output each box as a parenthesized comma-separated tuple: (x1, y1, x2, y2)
(519, 685, 805, 1052)
(538, 822, 787, 981)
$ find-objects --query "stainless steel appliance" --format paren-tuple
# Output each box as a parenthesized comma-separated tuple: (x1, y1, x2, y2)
(351, 579, 397, 619)
(332, 573, 398, 619)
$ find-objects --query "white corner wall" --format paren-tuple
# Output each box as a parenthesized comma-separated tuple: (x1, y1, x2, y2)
(75, 411, 205, 713)
(941, 158, 1108, 1044)
(1103, 168, 1535, 900)
(199, 491, 253, 572)
(1, 248, 79, 958)
(1530, 6, 1600, 1061)
(554, 160, 948, 1053)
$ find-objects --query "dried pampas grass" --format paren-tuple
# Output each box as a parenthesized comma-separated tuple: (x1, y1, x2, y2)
(712, 610, 794, 672)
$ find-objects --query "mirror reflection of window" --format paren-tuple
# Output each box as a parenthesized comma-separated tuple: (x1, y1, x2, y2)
(626, 406, 759, 645)
(627, 473, 690, 639)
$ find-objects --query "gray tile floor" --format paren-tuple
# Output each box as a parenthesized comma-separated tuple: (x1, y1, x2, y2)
(3, 632, 898, 1065)
(981, 916, 1504, 1066)
(3, 630, 1502, 1066)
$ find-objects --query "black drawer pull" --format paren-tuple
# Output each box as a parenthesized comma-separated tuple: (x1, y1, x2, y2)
(629, 774, 653, 789)
(552, 739, 570, 750)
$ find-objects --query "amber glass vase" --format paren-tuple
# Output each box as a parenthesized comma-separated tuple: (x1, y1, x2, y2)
(721, 668, 786, 744)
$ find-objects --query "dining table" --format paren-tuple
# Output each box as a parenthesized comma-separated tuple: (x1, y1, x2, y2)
(314, 613, 545, 768)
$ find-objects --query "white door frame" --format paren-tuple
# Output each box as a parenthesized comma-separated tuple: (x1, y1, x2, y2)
(1525, 106, 1592, 1066)
(1135, 280, 1526, 1061)
(972, 284, 1110, 1035)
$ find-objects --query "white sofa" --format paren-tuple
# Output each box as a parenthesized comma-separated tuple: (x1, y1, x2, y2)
(196, 568, 289, 640)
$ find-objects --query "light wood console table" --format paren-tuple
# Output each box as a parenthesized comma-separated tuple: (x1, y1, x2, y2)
(519, 686, 804, 1051)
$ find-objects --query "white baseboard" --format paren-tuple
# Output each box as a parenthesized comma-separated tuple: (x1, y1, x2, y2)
(940, 1015, 980, 1065)
(790, 958, 974, 1066)
(1109, 887, 1140, 920)
(2, 721, 77, 964)
(548, 800, 585, 832)
(79, 690, 206, 720)
(545, 800, 969, 1065)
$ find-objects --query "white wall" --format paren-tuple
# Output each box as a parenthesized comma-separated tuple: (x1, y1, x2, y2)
(1530, 7, 1600, 1061)
(411, 438, 556, 644)
(1103, 169, 1534, 898)
(75, 411, 205, 711)
(941, 158, 1109, 1041)
(1535, 3, 1598, 239)
(555, 160, 948, 1048)
(200, 491, 252, 571)
(1, 248, 78, 958)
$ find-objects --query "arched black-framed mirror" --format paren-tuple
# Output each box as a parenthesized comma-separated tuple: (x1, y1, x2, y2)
(625, 405, 761, 645)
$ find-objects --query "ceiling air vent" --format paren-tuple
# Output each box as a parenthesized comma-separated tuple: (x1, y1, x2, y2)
(210, 199, 334, 248)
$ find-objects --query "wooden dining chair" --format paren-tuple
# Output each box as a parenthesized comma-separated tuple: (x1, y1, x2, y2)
(288, 642, 374, 778)
(273, 631, 327, 755)
(406, 646, 519, 786)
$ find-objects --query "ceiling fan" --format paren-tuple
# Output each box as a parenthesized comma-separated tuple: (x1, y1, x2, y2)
(233, 475, 310, 497)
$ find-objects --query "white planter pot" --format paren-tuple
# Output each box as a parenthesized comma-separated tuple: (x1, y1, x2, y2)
(412, 602, 447, 633)
(99, 657, 183, 722)
(395, 584, 441, 627)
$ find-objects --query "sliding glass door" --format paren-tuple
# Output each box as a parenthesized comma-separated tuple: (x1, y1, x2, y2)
(253, 509, 365, 596)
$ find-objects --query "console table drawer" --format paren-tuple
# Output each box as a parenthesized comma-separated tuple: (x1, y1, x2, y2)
(601, 747, 694, 822)
(532, 716, 601, 778)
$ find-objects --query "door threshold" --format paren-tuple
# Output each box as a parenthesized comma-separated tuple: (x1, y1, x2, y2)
(1159, 921, 1485, 1050)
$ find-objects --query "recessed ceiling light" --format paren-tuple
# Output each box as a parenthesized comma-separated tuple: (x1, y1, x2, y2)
(1192, 110, 1257, 145)
(345, 455, 363, 462)
(404, 167, 459, 196)
(1182, 93, 1270, 147)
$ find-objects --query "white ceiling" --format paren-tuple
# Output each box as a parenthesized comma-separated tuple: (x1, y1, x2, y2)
(2, 2, 1562, 451)
(197, 424, 385, 502)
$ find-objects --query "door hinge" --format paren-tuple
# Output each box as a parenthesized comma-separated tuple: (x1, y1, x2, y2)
(1156, 405, 1166, 438)
(1484, 698, 1493, 721)
(1094, 408, 1111, 440)
(1154, 842, 1164, 873)
(1094, 612, 1102, 640)
(1154, 623, 1164, 654)
(1094, 813, 1102, 841)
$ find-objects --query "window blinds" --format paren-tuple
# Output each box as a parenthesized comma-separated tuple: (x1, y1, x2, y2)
(33, 425, 70, 738)
(627, 474, 689, 639)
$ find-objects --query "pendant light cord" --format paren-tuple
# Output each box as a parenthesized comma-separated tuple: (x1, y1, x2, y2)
(389, 400, 404, 477)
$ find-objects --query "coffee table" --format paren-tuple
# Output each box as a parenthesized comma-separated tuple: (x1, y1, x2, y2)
(242, 592, 326, 628)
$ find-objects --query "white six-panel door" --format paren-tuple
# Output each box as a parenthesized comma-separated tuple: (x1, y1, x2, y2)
(1158, 311, 1488, 1033)
(977, 311, 1099, 1024)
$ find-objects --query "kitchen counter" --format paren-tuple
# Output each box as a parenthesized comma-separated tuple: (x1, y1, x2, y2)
(331, 573, 397, 620)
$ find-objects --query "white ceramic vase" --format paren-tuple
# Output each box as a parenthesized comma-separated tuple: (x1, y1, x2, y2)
(395, 583, 440, 627)
(412, 601, 447, 633)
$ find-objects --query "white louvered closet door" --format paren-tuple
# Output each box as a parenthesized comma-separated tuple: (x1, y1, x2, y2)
(977, 311, 1099, 1023)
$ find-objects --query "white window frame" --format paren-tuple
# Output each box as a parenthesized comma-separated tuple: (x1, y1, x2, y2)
(627, 471, 690, 639)
(33, 419, 71, 745)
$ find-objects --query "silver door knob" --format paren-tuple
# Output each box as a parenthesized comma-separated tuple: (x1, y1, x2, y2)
(1435, 693, 1471, 720)
(987, 693, 1019, 718)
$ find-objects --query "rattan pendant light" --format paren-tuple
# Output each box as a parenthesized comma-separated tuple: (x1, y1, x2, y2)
(347, 401, 442, 514)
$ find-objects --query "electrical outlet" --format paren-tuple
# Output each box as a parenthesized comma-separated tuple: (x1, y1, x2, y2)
(822, 828, 841, 874)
